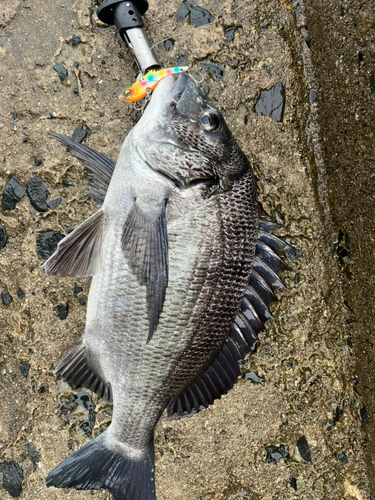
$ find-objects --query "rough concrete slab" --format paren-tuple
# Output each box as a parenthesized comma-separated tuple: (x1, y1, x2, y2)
(0, 0, 372, 499)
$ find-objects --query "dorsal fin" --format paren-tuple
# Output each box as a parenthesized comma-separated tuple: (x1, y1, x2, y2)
(44, 209, 104, 277)
(167, 217, 294, 419)
(49, 132, 115, 205)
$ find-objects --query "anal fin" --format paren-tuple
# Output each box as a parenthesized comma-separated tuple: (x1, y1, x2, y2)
(45, 209, 104, 277)
(55, 339, 112, 402)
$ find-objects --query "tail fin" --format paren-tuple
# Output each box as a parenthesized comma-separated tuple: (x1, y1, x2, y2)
(46, 431, 155, 500)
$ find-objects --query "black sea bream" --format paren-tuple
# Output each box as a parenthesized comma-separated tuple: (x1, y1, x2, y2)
(45, 74, 291, 500)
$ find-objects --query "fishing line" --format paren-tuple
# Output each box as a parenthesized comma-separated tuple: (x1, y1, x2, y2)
(146, 0, 251, 66)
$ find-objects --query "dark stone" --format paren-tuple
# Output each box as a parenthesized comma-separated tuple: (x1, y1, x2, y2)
(0, 225, 8, 253)
(26, 443, 40, 471)
(243, 371, 265, 383)
(78, 298, 86, 306)
(47, 197, 63, 210)
(73, 284, 83, 297)
(0, 461, 24, 498)
(225, 27, 236, 42)
(2, 176, 26, 211)
(296, 436, 312, 463)
(17, 456, 25, 464)
(265, 444, 289, 463)
(29, 266, 34, 272)
(72, 124, 87, 143)
(99, 112, 105, 117)
(177, 56, 187, 66)
(338, 451, 348, 464)
(309, 89, 317, 103)
(73, 61, 80, 68)
(370, 74, 375, 93)
(22, 137, 28, 143)
(244, 115, 249, 125)
(175, 2, 191, 21)
(73, 88, 79, 95)
(131, 115, 141, 123)
(91, 126, 100, 133)
(11, 111, 18, 120)
(198, 62, 225, 81)
(255, 82, 285, 122)
(189, 3, 214, 27)
(71, 35, 81, 46)
(37, 385, 49, 393)
(117, 52, 125, 59)
(62, 179, 75, 187)
(26, 176, 49, 212)
(289, 477, 297, 490)
(57, 304, 69, 320)
(164, 38, 175, 51)
(53, 63, 68, 83)
(285, 246, 302, 260)
(1, 290, 12, 305)
(36, 231, 64, 260)
(17, 289, 25, 299)
(176, 2, 214, 27)
(19, 362, 30, 377)
(34, 156, 42, 166)
(360, 406, 369, 425)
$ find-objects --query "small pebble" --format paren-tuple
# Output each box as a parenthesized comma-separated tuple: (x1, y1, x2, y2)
(0, 225, 8, 253)
(88, 57, 92, 63)
(26, 176, 49, 212)
(17, 289, 26, 299)
(19, 362, 30, 377)
(2, 176, 26, 211)
(36, 231, 64, 260)
(338, 451, 348, 464)
(1, 290, 12, 305)
(57, 304, 69, 320)
(265, 444, 289, 463)
(296, 436, 312, 463)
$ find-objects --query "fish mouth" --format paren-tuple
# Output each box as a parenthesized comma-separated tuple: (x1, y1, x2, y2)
(169, 72, 190, 103)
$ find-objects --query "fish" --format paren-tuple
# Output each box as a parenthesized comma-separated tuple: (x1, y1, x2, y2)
(45, 73, 292, 500)
(118, 66, 189, 102)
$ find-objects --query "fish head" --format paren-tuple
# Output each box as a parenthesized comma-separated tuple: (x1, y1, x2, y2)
(133, 74, 249, 192)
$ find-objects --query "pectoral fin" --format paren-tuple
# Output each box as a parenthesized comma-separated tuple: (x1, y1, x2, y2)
(45, 209, 104, 277)
(121, 199, 168, 342)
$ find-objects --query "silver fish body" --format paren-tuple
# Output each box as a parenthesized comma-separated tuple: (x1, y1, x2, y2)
(45, 74, 289, 500)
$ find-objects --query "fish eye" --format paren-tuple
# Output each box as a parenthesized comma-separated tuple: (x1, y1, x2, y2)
(200, 110, 221, 132)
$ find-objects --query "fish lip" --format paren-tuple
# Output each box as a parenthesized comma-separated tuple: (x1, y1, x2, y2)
(169, 73, 190, 102)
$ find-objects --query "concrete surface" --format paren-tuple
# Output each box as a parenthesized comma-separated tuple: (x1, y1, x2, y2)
(0, 0, 373, 499)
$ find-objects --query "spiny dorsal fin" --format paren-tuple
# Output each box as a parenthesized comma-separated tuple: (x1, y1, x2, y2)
(54, 338, 112, 402)
(49, 132, 115, 205)
(45, 209, 104, 277)
(167, 217, 295, 419)
(121, 198, 168, 343)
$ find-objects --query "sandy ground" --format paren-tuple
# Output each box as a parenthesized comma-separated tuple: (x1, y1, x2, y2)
(0, 0, 373, 499)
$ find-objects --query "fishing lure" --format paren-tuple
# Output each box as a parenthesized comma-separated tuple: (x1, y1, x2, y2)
(118, 66, 189, 102)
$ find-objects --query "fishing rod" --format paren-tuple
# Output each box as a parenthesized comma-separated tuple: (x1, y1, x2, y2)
(97, 0, 161, 75)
